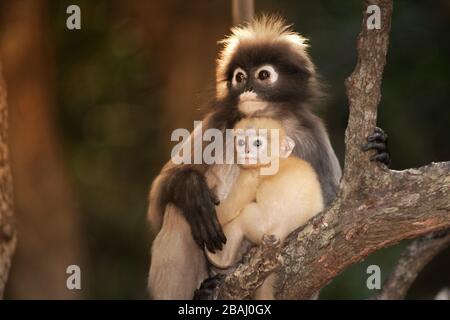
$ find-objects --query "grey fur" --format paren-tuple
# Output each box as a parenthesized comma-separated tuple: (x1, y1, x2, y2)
(147, 16, 342, 299)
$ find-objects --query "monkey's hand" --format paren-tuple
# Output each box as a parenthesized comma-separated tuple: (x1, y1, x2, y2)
(165, 168, 226, 252)
(193, 274, 225, 300)
(362, 127, 391, 167)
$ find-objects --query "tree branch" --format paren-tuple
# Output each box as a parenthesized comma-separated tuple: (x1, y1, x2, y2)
(377, 228, 450, 300)
(0, 59, 17, 298)
(216, 0, 450, 299)
(232, 0, 254, 25)
(217, 235, 282, 300)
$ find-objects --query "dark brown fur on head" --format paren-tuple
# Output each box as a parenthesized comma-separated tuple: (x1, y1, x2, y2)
(215, 15, 323, 114)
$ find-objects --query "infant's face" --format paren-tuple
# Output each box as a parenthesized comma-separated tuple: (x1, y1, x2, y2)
(235, 129, 280, 168)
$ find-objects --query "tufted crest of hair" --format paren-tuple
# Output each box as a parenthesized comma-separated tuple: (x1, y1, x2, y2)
(216, 14, 318, 99)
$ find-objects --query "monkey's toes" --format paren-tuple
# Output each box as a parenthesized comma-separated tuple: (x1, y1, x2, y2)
(362, 127, 391, 167)
(193, 274, 225, 300)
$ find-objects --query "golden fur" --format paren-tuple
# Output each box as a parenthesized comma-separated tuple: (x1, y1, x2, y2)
(206, 118, 324, 299)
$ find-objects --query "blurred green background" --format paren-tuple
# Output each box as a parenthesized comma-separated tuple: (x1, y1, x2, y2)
(0, 0, 448, 299)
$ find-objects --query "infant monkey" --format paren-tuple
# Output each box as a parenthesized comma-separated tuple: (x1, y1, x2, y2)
(205, 117, 324, 299)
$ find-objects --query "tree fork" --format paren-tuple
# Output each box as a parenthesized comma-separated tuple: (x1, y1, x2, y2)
(216, 0, 450, 300)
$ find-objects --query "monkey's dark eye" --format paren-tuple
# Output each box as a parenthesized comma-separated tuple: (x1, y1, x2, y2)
(255, 65, 278, 84)
(253, 139, 263, 148)
(258, 70, 270, 80)
(232, 68, 247, 87)
(236, 72, 245, 83)
(237, 139, 245, 146)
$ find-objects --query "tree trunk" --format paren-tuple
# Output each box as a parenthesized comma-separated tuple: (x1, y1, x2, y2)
(0, 59, 16, 299)
(216, 0, 450, 300)
(377, 229, 450, 300)
(0, 0, 83, 299)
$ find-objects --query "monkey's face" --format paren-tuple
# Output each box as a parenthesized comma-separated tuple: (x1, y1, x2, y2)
(233, 118, 296, 173)
(235, 130, 273, 169)
(224, 43, 313, 115)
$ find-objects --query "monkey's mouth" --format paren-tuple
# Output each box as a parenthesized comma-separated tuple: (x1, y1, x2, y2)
(238, 92, 268, 114)
(238, 155, 257, 164)
(239, 91, 260, 102)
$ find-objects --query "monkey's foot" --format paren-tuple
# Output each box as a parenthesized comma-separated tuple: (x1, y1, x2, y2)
(362, 127, 391, 167)
(193, 274, 225, 300)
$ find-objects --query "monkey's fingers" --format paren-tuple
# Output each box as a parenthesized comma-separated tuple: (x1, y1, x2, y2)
(193, 274, 225, 300)
(368, 127, 388, 143)
(363, 127, 391, 167)
(370, 152, 391, 166)
(185, 210, 206, 249)
(200, 185, 227, 247)
(362, 141, 387, 152)
(195, 190, 218, 252)
(211, 212, 227, 244)
(209, 189, 220, 206)
(196, 213, 215, 253)
(192, 225, 205, 249)
(201, 274, 225, 290)
(199, 199, 225, 252)
(206, 196, 226, 245)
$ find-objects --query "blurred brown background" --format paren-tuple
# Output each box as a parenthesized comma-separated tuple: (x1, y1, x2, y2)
(0, 0, 448, 299)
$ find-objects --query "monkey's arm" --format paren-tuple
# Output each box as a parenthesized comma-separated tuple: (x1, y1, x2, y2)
(215, 170, 259, 225)
(206, 159, 324, 269)
(205, 220, 247, 269)
(150, 111, 233, 253)
(206, 171, 259, 268)
(157, 165, 226, 253)
(206, 201, 272, 268)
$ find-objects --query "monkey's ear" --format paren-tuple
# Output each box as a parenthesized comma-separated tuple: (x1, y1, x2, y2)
(280, 136, 295, 158)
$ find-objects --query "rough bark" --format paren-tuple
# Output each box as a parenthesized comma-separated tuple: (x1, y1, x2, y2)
(377, 229, 450, 300)
(0, 59, 16, 298)
(0, 0, 83, 298)
(216, 0, 450, 300)
(217, 235, 282, 300)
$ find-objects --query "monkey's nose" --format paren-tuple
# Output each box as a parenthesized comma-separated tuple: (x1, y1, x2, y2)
(246, 86, 254, 92)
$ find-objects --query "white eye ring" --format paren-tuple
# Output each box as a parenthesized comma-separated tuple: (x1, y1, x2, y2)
(255, 65, 278, 84)
(232, 68, 247, 88)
